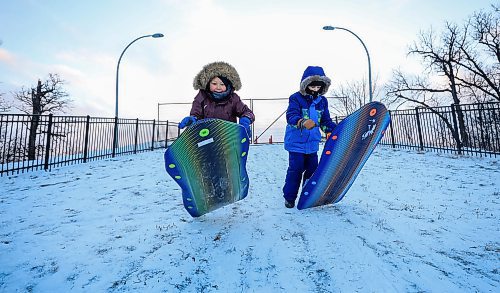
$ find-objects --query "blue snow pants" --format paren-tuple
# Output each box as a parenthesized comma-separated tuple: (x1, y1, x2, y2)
(283, 151, 318, 202)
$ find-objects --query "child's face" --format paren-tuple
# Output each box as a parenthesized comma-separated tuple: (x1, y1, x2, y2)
(209, 77, 227, 93)
(307, 85, 322, 92)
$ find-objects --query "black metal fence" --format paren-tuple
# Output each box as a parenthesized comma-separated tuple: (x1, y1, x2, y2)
(1, 102, 499, 176)
(0, 114, 180, 176)
(239, 100, 499, 158)
(380, 102, 500, 157)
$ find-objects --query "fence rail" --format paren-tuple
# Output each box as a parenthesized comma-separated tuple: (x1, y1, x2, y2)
(1, 102, 499, 176)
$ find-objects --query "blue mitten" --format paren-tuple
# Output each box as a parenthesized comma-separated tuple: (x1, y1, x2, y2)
(178, 116, 197, 129)
(239, 116, 252, 138)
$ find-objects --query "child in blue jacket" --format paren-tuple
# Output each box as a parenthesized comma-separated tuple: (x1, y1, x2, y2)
(283, 66, 337, 208)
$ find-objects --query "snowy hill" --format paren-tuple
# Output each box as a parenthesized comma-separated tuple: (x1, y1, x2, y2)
(0, 145, 498, 292)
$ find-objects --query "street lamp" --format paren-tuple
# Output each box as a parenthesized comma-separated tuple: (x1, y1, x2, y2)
(323, 26, 372, 102)
(113, 33, 164, 156)
(115, 33, 164, 119)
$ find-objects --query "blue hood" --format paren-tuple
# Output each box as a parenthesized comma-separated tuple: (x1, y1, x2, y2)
(300, 66, 331, 95)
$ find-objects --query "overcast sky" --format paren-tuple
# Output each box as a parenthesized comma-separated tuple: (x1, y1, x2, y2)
(0, 0, 495, 119)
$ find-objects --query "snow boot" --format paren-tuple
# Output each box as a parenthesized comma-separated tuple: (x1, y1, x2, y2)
(285, 199, 295, 208)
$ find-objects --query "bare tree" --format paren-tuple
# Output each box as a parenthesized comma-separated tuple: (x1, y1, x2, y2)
(0, 92, 9, 113)
(407, 23, 466, 105)
(329, 75, 386, 116)
(12, 73, 72, 160)
(14, 73, 71, 115)
(385, 5, 499, 149)
(387, 23, 470, 145)
(0, 81, 10, 113)
(386, 24, 472, 147)
(386, 70, 439, 106)
(455, 5, 500, 102)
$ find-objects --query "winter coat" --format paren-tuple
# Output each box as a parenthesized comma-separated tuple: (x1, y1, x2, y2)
(189, 61, 255, 122)
(284, 66, 336, 154)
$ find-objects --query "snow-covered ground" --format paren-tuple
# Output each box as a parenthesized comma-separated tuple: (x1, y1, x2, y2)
(0, 145, 498, 292)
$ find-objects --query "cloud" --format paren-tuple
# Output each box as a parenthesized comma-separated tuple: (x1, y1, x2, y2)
(0, 49, 51, 88)
(6, 0, 481, 119)
(146, 0, 399, 120)
(51, 48, 172, 118)
(0, 48, 16, 66)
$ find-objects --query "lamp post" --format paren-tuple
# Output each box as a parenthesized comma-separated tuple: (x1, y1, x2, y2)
(323, 26, 372, 102)
(113, 33, 164, 156)
(115, 33, 164, 119)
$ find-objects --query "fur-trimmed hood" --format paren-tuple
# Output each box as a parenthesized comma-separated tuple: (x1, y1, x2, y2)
(193, 61, 242, 91)
(299, 66, 331, 95)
